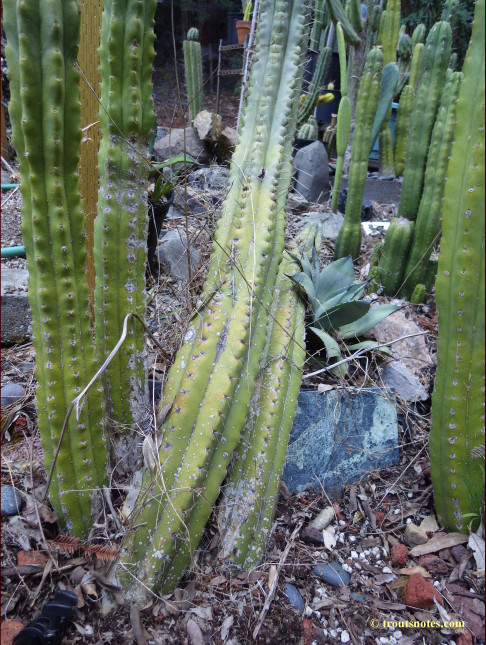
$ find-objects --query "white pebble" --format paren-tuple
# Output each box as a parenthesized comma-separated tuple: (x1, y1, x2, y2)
(408, 492, 413, 498)
(354, 562, 362, 570)
(305, 606, 313, 616)
(382, 566, 392, 574)
(372, 547, 380, 556)
(349, 535, 356, 542)
(342, 563, 352, 573)
(339, 520, 346, 526)
(330, 629, 337, 638)
(341, 630, 350, 643)
(434, 581, 441, 587)
(393, 631, 402, 640)
(359, 552, 367, 560)
(406, 518, 412, 524)
(350, 551, 358, 559)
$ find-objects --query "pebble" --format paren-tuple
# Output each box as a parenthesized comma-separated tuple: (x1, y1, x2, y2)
(341, 630, 350, 643)
(1, 383, 26, 408)
(313, 562, 350, 587)
(283, 583, 305, 611)
(350, 592, 366, 604)
(451, 545, 469, 562)
(1, 485, 23, 516)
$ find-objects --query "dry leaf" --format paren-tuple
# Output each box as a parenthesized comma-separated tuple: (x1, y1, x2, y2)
(397, 566, 431, 578)
(16, 550, 48, 566)
(409, 532, 469, 557)
(209, 575, 226, 586)
(81, 582, 98, 599)
(74, 585, 85, 609)
(419, 515, 440, 534)
(142, 435, 157, 474)
(317, 384, 334, 393)
(322, 526, 337, 550)
(268, 565, 276, 589)
(468, 531, 485, 570)
(220, 615, 234, 641)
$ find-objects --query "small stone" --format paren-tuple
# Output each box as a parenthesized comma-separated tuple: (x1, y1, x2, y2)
(341, 630, 350, 643)
(153, 127, 210, 164)
(1, 383, 26, 407)
(418, 554, 449, 574)
(381, 361, 428, 402)
(456, 630, 473, 645)
(1, 485, 23, 516)
(156, 229, 200, 282)
(283, 583, 305, 611)
(451, 545, 469, 563)
(301, 526, 325, 545)
(391, 543, 409, 567)
(350, 592, 366, 604)
(313, 562, 350, 587)
(1, 620, 25, 645)
(293, 141, 330, 204)
(404, 523, 428, 547)
(310, 506, 334, 530)
(188, 166, 228, 191)
(1, 268, 32, 345)
(401, 573, 443, 609)
(193, 111, 222, 143)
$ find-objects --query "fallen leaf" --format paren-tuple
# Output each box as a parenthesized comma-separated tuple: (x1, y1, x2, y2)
(209, 575, 226, 586)
(220, 615, 234, 641)
(81, 582, 98, 599)
(388, 576, 409, 590)
(409, 532, 468, 557)
(16, 550, 48, 566)
(419, 515, 440, 534)
(74, 585, 85, 609)
(322, 526, 337, 550)
(468, 531, 485, 570)
(268, 565, 276, 589)
(397, 566, 431, 578)
(142, 435, 157, 474)
(317, 384, 334, 393)
(186, 618, 204, 645)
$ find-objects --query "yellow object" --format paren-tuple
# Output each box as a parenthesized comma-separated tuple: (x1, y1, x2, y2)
(316, 93, 334, 106)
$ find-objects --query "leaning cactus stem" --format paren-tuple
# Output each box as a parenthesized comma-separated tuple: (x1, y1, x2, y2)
(94, 0, 157, 469)
(297, 47, 331, 127)
(4, 0, 107, 536)
(331, 22, 350, 213)
(183, 28, 204, 122)
(430, 0, 485, 533)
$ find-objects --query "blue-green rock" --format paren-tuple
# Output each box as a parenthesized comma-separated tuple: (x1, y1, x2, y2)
(282, 388, 399, 497)
(313, 562, 350, 587)
(283, 583, 305, 611)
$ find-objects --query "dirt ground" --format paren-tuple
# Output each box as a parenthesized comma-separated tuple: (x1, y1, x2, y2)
(1, 83, 484, 644)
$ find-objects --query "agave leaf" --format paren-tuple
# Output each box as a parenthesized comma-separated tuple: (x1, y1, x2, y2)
(313, 280, 368, 319)
(314, 300, 370, 333)
(288, 272, 318, 309)
(148, 153, 200, 180)
(315, 256, 355, 304)
(310, 327, 347, 377)
(312, 245, 320, 289)
(346, 340, 393, 356)
(340, 303, 400, 339)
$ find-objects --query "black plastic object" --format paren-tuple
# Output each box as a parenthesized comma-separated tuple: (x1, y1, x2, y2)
(337, 188, 374, 221)
(147, 189, 175, 266)
(13, 589, 77, 645)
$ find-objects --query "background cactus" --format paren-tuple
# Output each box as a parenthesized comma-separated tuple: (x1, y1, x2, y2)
(297, 46, 331, 127)
(119, 0, 309, 601)
(4, 0, 108, 535)
(297, 115, 319, 140)
(335, 47, 383, 260)
(94, 0, 157, 470)
(430, 0, 484, 532)
(183, 27, 204, 122)
(331, 22, 350, 213)
(310, 0, 328, 51)
(371, 216, 415, 295)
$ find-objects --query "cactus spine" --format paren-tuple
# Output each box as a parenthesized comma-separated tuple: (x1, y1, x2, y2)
(400, 69, 463, 298)
(398, 22, 452, 220)
(430, 0, 485, 532)
(4, 0, 107, 535)
(297, 47, 331, 127)
(119, 0, 309, 600)
(331, 22, 351, 212)
(94, 0, 157, 466)
(335, 47, 383, 260)
(183, 28, 204, 122)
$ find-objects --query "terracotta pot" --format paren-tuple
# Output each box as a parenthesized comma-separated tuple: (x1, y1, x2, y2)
(235, 20, 251, 44)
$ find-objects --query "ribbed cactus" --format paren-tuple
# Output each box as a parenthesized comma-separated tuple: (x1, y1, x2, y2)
(410, 283, 426, 305)
(400, 69, 463, 298)
(412, 23, 426, 48)
(94, 0, 156, 469)
(183, 28, 204, 122)
(335, 47, 383, 259)
(310, 0, 328, 51)
(430, 0, 484, 532)
(297, 47, 331, 127)
(325, 0, 360, 45)
(371, 217, 415, 295)
(4, 0, 107, 535)
(216, 225, 314, 568)
(331, 22, 351, 212)
(119, 0, 309, 601)
(398, 21, 451, 220)
(297, 115, 318, 140)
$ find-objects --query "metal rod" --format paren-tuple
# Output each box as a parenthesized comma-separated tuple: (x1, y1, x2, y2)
(216, 38, 222, 114)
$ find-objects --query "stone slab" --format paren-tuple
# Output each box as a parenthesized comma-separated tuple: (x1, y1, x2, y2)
(282, 387, 399, 498)
(339, 177, 402, 205)
(1, 269, 32, 345)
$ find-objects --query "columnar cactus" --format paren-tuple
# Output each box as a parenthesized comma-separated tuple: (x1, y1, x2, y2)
(371, 216, 415, 295)
(430, 0, 484, 532)
(119, 0, 309, 600)
(400, 69, 463, 298)
(335, 47, 383, 260)
(217, 227, 313, 568)
(183, 27, 204, 122)
(325, 0, 360, 45)
(4, 0, 107, 535)
(310, 0, 327, 51)
(331, 22, 351, 212)
(94, 0, 157, 467)
(297, 47, 331, 127)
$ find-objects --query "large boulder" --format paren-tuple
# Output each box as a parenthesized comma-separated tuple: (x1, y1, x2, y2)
(153, 127, 210, 164)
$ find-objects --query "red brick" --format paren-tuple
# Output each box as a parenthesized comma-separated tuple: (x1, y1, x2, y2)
(402, 573, 443, 609)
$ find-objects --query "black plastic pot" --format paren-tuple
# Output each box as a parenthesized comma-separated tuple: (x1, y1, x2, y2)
(147, 190, 175, 265)
(227, 11, 243, 45)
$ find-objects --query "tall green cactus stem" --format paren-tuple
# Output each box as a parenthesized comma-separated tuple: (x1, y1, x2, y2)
(4, 0, 107, 535)
(400, 69, 463, 298)
(310, 0, 327, 51)
(119, 0, 309, 601)
(430, 0, 485, 533)
(335, 47, 383, 260)
(216, 229, 312, 568)
(183, 29, 204, 122)
(326, 0, 360, 45)
(377, 0, 400, 177)
(297, 47, 331, 127)
(398, 22, 451, 220)
(393, 43, 424, 177)
(94, 0, 156, 467)
(331, 23, 350, 212)
(374, 217, 415, 295)
(412, 23, 426, 48)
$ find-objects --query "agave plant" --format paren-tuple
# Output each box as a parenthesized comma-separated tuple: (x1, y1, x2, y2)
(288, 251, 399, 376)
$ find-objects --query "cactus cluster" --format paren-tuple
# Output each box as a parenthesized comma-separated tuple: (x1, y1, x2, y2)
(183, 27, 204, 122)
(430, 0, 484, 532)
(4, 0, 108, 535)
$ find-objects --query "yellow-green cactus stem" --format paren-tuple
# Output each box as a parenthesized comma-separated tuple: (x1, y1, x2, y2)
(411, 23, 426, 48)
(94, 0, 157, 469)
(4, 0, 107, 536)
(373, 217, 415, 295)
(430, 0, 485, 533)
(335, 47, 383, 260)
(331, 23, 351, 213)
(398, 21, 451, 221)
(400, 69, 463, 299)
(183, 29, 204, 122)
(325, 0, 360, 45)
(410, 283, 426, 305)
(119, 0, 309, 601)
(297, 116, 319, 140)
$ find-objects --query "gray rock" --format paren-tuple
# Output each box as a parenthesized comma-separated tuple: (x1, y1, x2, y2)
(188, 166, 229, 191)
(381, 361, 428, 402)
(1, 383, 26, 407)
(156, 229, 200, 282)
(284, 583, 305, 611)
(282, 388, 399, 497)
(1, 485, 23, 516)
(193, 111, 222, 143)
(215, 126, 238, 162)
(1, 268, 32, 345)
(351, 592, 366, 604)
(153, 127, 210, 164)
(298, 211, 344, 240)
(313, 562, 350, 587)
(293, 141, 330, 204)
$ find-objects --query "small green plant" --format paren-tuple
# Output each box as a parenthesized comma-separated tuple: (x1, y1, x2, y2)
(243, 1, 252, 21)
(289, 253, 399, 376)
(147, 153, 199, 202)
